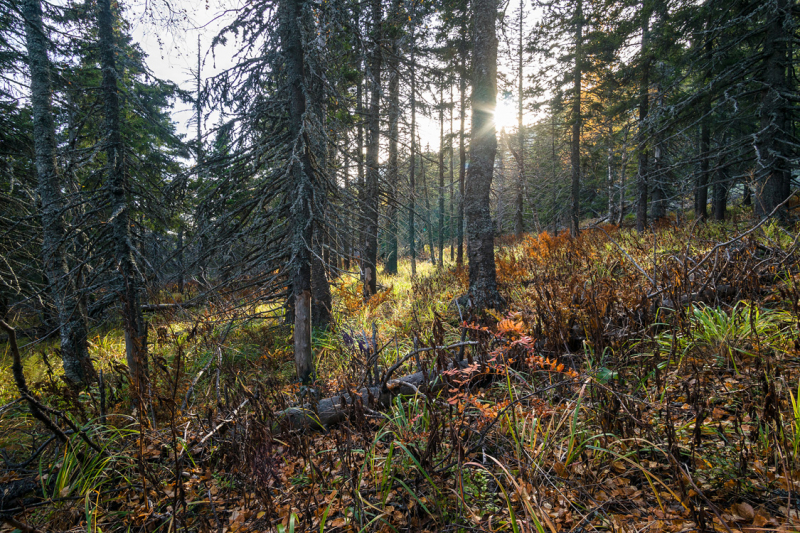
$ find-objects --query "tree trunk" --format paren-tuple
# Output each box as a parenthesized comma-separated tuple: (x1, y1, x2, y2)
(457, 52, 467, 268)
(343, 132, 351, 271)
(651, 144, 666, 220)
(712, 171, 729, 221)
(177, 226, 185, 293)
(409, 22, 417, 277)
(607, 123, 615, 222)
(280, 0, 316, 384)
(385, 11, 400, 275)
(496, 144, 505, 233)
(311, 236, 332, 329)
(450, 85, 456, 261)
(696, 117, 710, 221)
(552, 111, 559, 235)
(617, 131, 629, 226)
(570, 0, 583, 238)
(356, 65, 364, 275)
(422, 148, 436, 265)
(515, 0, 526, 239)
(465, 0, 504, 310)
(438, 81, 445, 269)
(635, 5, 650, 233)
(362, 0, 382, 299)
(755, 0, 791, 219)
(695, 35, 712, 222)
(99, 0, 146, 394)
(24, 0, 93, 386)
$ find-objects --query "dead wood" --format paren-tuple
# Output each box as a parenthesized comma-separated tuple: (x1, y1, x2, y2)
(141, 301, 201, 312)
(278, 360, 470, 430)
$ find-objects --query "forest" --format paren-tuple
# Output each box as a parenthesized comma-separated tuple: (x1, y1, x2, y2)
(0, 0, 798, 530)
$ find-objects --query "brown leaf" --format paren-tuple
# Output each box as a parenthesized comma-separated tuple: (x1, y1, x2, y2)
(734, 502, 754, 521)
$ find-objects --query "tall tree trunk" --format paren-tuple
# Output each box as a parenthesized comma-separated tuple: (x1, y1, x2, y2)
(356, 65, 364, 274)
(607, 122, 615, 221)
(651, 79, 667, 221)
(99, 0, 146, 393)
(697, 113, 710, 221)
(635, 5, 650, 232)
(465, 0, 504, 310)
(310, 89, 332, 327)
(24, 0, 93, 386)
(177, 226, 184, 293)
(695, 36, 712, 221)
(362, 0, 382, 299)
(409, 21, 417, 277)
(312, 235, 332, 329)
(280, 0, 316, 383)
(515, 0, 525, 239)
(651, 144, 666, 220)
(438, 81, 445, 268)
(422, 147, 436, 265)
(457, 52, 467, 267)
(190, 39, 202, 290)
(617, 130, 629, 225)
(385, 9, 400, 275)
(570, 0, 583, 238)
(195, 37, 203, 173)
(496, 142, 505, 233)
(343, 131, 351, 271)
(449, 85, 456, 260)
(551, 111, 559, 235)
(755, 0, 791, 219)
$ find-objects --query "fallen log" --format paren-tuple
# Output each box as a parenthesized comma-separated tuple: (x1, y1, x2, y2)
(141, 301, 202, 312)
(278, 359, 471, 430)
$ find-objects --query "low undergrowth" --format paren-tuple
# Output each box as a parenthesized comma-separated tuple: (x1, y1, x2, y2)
(1, 215, 800, 532)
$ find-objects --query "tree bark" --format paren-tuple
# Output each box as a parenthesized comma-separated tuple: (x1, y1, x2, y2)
(450, 85, 456, 260)
(356, 60, 364, 275)
(362, 0, 382, 299)
(496, 142, 506, 233)
(422, 147, 436, 265)
(409, 23, 417, 277)
(23, 0, 93, 386)
(438, 81, 445, 269)
(607, 123, 615, 222)
(311, 240, 332, 329)
(465, 0, 504, 310)
(385, 9, 400, 275)
(457, 52, 467, 267)
(617, 130, 629, 226)
(99, 0, 145, 393)
(695, 35, 712, 222)
(570, 0, 583, 238)
(713, 170, 729, 221)
(635, 4, 650, 233)
(280, 0, 316, 384)
(755, 0, 791, 219)
(515, 0, 526, 239)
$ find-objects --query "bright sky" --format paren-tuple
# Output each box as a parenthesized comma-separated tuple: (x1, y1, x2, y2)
(129, 0, 535, 154)
(129, 0, 238, 142)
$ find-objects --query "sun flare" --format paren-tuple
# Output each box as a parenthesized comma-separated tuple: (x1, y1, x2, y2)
(494, 98, 518, 131)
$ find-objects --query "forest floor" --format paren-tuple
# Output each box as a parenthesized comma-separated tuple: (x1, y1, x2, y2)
(1, 209, 800, 533)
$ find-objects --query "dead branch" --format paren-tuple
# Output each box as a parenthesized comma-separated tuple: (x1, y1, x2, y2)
(0, 320, 103, 455)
